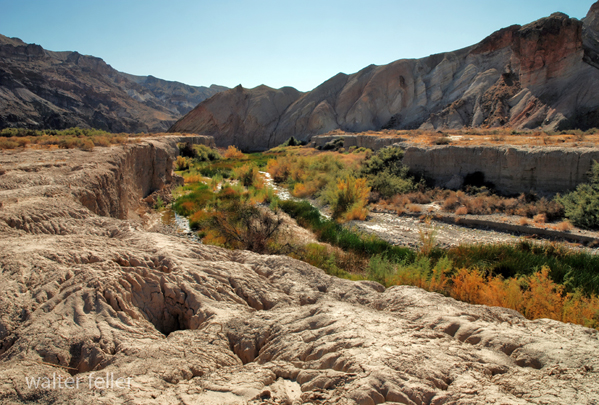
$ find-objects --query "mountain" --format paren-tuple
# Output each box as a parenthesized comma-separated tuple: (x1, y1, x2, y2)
(170, 3, 599, 151)
(119, 73, 228, 117)
(0, 34, 227, 132)
(170, 84, 303, 151)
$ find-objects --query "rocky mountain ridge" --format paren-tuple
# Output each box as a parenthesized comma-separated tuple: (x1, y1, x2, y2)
(0, 34, 227, 132)
(170, 3, 599, 151)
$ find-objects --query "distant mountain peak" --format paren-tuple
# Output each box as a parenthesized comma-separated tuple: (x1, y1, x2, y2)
(0, 37, 228, 132)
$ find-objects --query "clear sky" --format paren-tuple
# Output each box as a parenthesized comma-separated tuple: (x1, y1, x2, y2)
(0, 0, 594, 91)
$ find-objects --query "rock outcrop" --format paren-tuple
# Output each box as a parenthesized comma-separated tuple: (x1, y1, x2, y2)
(401, 144, 599, 195)
(0, 34, 227, 132)
(0, 140, 598, 404)
(171, 3, 599, 151)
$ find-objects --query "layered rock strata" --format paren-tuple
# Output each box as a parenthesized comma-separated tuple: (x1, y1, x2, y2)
(171, 4, 599, 151)
(401, 144, 599, 195)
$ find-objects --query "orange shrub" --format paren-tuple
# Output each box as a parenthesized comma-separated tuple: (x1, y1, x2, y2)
(329, 176, 370, 222)
(0, 138, 18, 149)
(455, 206, 468, 215)
(202, 229, 227, 246)
(224, 145, 244, 159)
(563, 291, 599, 328)
(533, 213, 547, 224)
(555, 220, 573, 232)
(443, 195, 460, 211)
(266, 158, 291, 182)
(521, 267, 564, 320)
(392, 195, 410, 208)
(407, 204, 422, 213)
(184, 174, 208, 184)
(344, 204, 369, 221)
(292, 182, 318, 198)
(451, 268, 485, 303)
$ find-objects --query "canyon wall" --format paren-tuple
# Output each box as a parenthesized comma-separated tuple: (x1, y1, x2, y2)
(171, 4, 599, 151)
(0, 135, 213, 225)
(402, 144, 599, 195)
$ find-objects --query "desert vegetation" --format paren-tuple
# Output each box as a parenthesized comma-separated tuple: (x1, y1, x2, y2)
(320, 127, 599, 148)
(557, 160, 599, 229)
(0, 127, 140, 151)
(171, 142, 599, 330)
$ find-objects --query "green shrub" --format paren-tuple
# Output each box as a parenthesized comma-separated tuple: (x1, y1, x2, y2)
(558, 160, 599, 229)
(322, 138, 344, 151)
(361, 147, 415, 198)
(207, 199, 284, 254)
(178, 142, 196, 158)
(369, 170, 415, 198)
(281, 136, 301, 147)
(175, 156, 190, 171)
(367, 254, 396, 285)
(194, 144, 221, 162)
(200, 166, 232, 179)
(447, 240, 599, 295)
(279, 199, 414, 262)
(362, 147, 406, 177)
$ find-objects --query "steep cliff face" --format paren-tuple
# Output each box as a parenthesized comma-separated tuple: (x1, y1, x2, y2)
(401, 144, 599, 195)
(0, 34, 227, 132)
(0, 135, 213, 222)
(171, 3, 599, 151)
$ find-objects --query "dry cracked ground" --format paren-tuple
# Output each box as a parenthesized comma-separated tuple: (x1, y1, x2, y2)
(0, 138, 598, 405)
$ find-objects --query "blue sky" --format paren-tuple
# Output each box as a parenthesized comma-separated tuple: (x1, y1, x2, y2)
(0, 1, 594, 91)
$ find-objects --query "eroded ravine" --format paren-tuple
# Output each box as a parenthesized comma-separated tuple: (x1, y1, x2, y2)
(0, 138, 598, 405)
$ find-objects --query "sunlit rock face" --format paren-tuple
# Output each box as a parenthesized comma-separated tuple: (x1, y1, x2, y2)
(172, 3, 599, 151)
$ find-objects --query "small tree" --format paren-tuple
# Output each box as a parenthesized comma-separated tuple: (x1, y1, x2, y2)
(558, 160, 599, 229)
(281, 136, 301, 147)
(361, 147, 415, 198)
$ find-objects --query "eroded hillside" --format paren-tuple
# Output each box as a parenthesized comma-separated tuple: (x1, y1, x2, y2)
(170, 3, 599, 151)
(0, 34, 227, 132)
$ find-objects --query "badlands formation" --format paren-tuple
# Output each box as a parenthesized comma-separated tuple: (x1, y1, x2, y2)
(171, 4, 599, 151)
(0, 138, 598, 405)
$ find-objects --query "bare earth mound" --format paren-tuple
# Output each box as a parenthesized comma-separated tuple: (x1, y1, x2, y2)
(0, 140, 598, 404)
